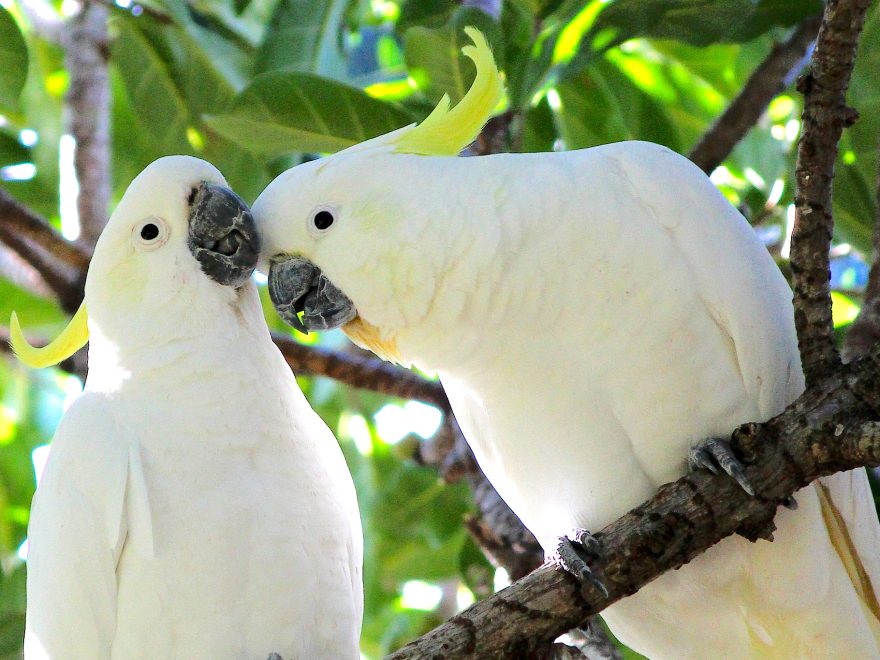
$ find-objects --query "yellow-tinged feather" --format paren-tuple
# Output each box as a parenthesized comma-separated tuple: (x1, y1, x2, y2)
(816, 480, 880, 633)
(394, 27, 504, 156)
(343, 316, 403, 366)
(10, 302, 90, 369)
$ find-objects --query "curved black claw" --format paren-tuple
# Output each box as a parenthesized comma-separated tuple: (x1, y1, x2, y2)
(554, 529, 608, 598)
(782, 495, 798, 510)
(688, 437, 754, 496)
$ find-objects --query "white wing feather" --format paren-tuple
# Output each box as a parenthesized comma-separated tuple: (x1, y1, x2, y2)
(24, 393, 151, 659)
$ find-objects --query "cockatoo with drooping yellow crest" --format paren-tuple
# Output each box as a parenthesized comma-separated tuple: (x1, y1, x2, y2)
(251, 27, 880, 658)
(12, 156, 362, 659)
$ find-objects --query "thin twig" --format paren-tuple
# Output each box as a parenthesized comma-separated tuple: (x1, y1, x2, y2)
(688, 15, 821, 173)
(789, 0, 871, 385)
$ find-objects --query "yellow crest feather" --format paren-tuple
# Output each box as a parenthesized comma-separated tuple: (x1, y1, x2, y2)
(394, 26, 504, 156)
(10, 302, 90, 368)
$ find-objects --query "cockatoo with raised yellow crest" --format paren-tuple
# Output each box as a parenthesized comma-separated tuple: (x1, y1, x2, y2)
(12, 156, 362, 659)
(251, 27, 880, 658)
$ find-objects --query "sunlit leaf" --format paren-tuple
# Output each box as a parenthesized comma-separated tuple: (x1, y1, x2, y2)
(205, 73, 412, 156)
(831, 291, 861, 328)
(0, 8, 28, 112)
(585, 0, 822, 49)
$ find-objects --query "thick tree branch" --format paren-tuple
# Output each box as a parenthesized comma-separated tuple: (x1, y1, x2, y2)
(790, 0, 871, 384)
(387, 350, 880, 659)
(63, 0, 111, 246)
(688, 15, 821, 174)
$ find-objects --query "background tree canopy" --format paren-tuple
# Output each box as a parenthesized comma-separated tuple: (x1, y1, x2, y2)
(0, 0, 877, 657)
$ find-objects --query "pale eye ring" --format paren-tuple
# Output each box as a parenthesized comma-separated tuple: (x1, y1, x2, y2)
(308, 205, 338, 235)
(132, 217, 170, 251)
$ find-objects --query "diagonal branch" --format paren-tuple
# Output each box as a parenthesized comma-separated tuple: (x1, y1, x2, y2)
(688, 15, 821, 174)
(790, 0, 871, 385)
(271, 333, 448, 408)
(387, 348, 880, 659)
(0, 188, 88, 312)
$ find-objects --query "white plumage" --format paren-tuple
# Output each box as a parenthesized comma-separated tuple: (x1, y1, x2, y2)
(23, 156, 363, 659)
(254, 137, 880, 658)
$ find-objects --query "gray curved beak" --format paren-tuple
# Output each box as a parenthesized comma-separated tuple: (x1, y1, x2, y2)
(187, 182, 260, 288)
(268, 256, 357, 334)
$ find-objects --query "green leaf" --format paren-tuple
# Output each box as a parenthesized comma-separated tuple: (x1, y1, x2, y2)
(403, 8, 501, 105)
(554, 57, 681, 151)
(204, 72, 412, 156)
(585, 0, 822, 49)
(833, 3, 880, 253)
(521, 95, 556, 152)
(110, 19, 191, 156)
(0, 8, 28, 112)
(134, 19, 241, 117)
(254, 0, 348, 76)
(397, 0, 459, 32)
(234, 0, 254, 14)
(0, 132, 29, 167)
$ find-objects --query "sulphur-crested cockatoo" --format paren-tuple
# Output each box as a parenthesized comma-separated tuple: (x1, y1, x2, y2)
(12, 156, 362, 659)
(250, 28, 880, 658)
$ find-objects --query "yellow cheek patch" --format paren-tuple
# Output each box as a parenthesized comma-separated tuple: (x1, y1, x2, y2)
(394, 26, 504, 157)
(343, 316, 403, 366)
(10, 302, 90, 369)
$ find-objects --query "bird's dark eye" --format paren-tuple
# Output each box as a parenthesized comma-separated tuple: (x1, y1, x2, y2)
(313, 210, 334, 230)
(140, 223, 160, 241)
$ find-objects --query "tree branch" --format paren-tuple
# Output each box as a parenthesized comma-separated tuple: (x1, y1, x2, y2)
(0, 188, 88, 312)
(387, 349, 880, 658)
(63, 0, 111, 246)
(271, 333, 448, 408)
(790, 0, 871, 384)
(688, 15, 821, 174)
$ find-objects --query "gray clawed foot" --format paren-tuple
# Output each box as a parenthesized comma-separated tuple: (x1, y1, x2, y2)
(267, 654, 283, 660)
(554, 529, 608, 598)
(688, 437, 754, 496)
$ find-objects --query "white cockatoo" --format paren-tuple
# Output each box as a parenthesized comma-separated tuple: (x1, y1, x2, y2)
(250, 28, 880, 658)
(12, 156, 362, 659)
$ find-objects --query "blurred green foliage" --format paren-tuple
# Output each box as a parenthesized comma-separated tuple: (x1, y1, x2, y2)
(0, 0, 878, 656)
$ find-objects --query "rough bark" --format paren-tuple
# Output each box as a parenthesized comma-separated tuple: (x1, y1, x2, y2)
(63, 0, 111, 246)
(688, 15, 822, 174)
(790, 0, 871, 384)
